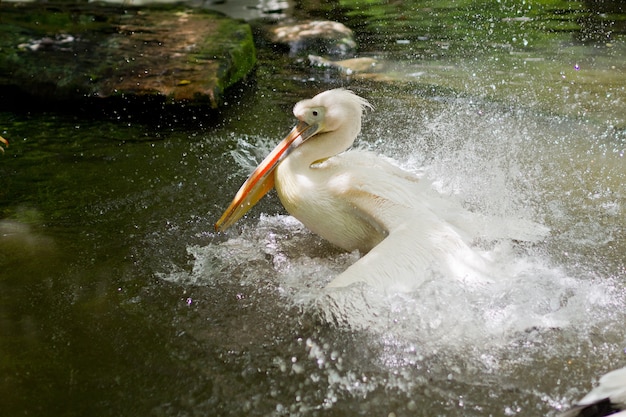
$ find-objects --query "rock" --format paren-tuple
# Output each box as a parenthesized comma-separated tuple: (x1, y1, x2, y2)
(270, 20, 356, 57)
(307, 54, 397, 82)
(308, 54, 380, 75)
(0, 3, 256, 107)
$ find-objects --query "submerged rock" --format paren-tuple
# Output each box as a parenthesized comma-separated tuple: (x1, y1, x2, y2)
(270, 20, 356, 57)
(0, 3, 256, 107)
(308, 54, 380, 75)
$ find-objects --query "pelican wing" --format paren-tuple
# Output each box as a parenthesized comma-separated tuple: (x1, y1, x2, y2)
(560, 367, 626, 417)
(319, 150, 425, 214)
(324, 150, 549, 244)
(326, 191, 493, 291)
(579, 367, 626, 407)
(323, 151, 493, 291)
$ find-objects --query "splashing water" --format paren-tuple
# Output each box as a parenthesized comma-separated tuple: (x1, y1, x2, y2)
(165, 98, 625, 341)
(159, 96, 626, 415)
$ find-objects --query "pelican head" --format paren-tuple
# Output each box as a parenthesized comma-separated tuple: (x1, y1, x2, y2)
(215, 89, 372, 232)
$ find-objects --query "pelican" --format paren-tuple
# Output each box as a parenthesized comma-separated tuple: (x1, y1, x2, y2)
(561, 366, 626, 417)
(215, 89, 540, 291)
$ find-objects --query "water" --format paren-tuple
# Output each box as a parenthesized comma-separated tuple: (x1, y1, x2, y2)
(1, 1, 626, 416)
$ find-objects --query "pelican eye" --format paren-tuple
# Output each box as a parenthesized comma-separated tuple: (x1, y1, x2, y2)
(312, 110, 318, 116)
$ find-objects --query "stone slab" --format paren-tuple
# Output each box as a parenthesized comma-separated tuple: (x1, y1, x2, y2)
(0, 3, 256, 107)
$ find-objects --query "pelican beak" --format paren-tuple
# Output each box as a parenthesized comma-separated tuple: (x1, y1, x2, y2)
(215, 120, 319, 232)
(0, 136, 8, 153)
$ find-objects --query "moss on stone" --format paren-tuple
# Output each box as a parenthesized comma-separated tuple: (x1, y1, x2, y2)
(0, 3, 256, 107)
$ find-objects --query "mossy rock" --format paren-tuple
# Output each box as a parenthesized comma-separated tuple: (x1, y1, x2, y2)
(0, 3, 256, 107)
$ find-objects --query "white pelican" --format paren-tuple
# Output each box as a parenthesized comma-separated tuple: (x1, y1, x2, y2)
(215, 89, 540, 291)
(561, 366, 626, 417)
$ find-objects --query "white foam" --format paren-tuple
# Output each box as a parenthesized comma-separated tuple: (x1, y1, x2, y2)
(160, 212, 623, 351)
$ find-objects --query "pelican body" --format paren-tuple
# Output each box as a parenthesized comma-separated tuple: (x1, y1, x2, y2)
(215, 89, 520, 291)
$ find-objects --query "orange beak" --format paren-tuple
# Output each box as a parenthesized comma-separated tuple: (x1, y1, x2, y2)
(0, 136, 8, 153)
(215, 120, 318, 232)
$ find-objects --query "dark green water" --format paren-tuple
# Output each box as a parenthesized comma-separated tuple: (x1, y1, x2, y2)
(1, 1, 625, 416)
